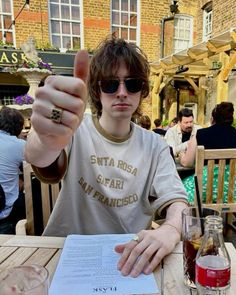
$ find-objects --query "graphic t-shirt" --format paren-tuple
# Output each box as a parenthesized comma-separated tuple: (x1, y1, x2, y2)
(43, 114, 188, 236)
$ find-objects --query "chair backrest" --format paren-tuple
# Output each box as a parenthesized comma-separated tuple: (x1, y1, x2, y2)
(195, 146, 236, 213)
(23, 161, 61, 235)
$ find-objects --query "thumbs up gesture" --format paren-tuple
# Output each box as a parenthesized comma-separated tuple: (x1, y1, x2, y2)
(27, 50, 90, 163)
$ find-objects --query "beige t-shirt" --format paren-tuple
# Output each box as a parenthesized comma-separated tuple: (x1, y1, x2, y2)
(43, 114, 188, 237)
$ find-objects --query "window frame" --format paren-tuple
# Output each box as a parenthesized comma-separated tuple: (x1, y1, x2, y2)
(111, 0, 140, 45)
(48, 0, 84, 52)
(173, 14, 193, 54)
(202, 3, 212, 42)
(0, 0, 15, 46)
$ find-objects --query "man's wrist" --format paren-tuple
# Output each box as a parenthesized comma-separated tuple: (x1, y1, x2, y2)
(161, 222, 181, 237)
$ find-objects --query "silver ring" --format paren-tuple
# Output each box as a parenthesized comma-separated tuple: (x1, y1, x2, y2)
(50, 107, 63, 124)
(132, 235, 140, 243)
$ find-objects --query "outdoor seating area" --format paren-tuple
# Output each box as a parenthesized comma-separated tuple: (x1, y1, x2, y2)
(1, 235, 236, 294)
(1, 1, 236, 294)
(15, 162, 61, 236)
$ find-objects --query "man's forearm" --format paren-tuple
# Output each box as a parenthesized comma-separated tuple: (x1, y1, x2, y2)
(164, 202, 188, 236)
(24, 130, 62, 167)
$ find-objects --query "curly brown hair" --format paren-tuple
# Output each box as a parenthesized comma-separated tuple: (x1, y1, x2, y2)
(0, 107, 24, 136)
(88, 36, 150, 116)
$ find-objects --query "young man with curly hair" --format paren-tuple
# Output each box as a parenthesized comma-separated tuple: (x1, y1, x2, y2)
(25, 37, 188, 277)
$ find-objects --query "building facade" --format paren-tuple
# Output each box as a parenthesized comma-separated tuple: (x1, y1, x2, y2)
(0, 0, 235, 124)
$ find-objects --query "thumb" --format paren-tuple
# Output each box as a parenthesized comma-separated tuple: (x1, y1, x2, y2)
(73, 50, 89, 83)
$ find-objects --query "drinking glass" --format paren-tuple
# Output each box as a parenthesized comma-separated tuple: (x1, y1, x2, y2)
(0, 264, 49, 295)
(182, 207, 219, 289)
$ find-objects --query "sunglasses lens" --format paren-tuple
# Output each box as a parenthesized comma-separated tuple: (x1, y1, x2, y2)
(125, 78, 143, 93)
(100, 80, 120, 93)
(100, 78, 143, 94)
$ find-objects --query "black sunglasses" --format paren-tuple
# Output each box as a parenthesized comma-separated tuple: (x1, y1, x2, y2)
(99, 78, 143, 94)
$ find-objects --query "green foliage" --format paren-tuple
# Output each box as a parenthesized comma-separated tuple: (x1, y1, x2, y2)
(162, 119, 169, 127)
(37, 42, 59, 51)
(0, 40, 14, 47)
(232, 118, 236, 128)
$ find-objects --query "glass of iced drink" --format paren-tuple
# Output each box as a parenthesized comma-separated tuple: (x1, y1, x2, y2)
(182, 207, 219, 289)
(0, 264, 49, 295)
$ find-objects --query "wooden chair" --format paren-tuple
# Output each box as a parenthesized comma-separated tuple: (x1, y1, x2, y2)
(195, 146, 236, 226)
(16, 161, 61, 235)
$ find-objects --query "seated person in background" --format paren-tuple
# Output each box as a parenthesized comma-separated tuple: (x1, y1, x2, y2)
(164, 108, 201, 158)
(165, 117, 178, 130)
(153, 118, 166, 136)
(24, 37, 188, 277)
(180, 102, 236, 167)
(139, 114, 151, 130)
(0, 107, 26, 234)
(180, 102, 236, 203)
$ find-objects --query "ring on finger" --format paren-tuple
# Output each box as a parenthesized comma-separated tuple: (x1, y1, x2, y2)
(132, 234, 140, 243)
(50, 107, 63, 124)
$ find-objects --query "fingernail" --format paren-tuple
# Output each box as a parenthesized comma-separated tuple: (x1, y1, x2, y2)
(144, 266, 152, 274)
(130, 270, 139, 277)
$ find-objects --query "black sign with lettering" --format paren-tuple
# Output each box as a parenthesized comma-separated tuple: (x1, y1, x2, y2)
(0, 48, 77, 75)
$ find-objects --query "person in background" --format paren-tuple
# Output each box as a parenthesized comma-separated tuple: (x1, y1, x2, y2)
(164, 108, 201, 158)
(163, 117, 178, 131)
(0, 107, 26, 234)
(169, 117, 178, 128)
(153, 118, 166, 136)
(180, 102, 236, 167)
(180, 102, 236, 204)
(24, 37, 188, 277)
(139, 114, 151, 130)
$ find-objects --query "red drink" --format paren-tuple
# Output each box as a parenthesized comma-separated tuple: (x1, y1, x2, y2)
(196, 255, 230, 292)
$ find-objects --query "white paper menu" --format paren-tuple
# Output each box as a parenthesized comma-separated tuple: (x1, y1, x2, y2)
(49, 234, 159, 295)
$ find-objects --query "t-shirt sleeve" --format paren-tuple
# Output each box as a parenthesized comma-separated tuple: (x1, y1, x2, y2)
(32, 149, 67, 184)
(149, 144, 189, 217)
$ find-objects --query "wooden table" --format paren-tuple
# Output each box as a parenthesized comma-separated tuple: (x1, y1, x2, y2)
(0, 235, 236, 294)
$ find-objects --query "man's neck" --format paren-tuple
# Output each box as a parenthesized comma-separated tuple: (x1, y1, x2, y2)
(99, 114, 131, 138)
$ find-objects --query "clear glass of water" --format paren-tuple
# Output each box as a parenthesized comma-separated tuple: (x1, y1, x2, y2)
(0, 264, 49, 295)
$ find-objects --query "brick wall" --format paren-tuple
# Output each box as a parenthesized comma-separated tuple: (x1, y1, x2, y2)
(212, 0, 236, 35)
(140, 0, 169, 61)
(9, 1, 235, 122)
(13, 0, 200, 58)
(14, 0, 49, 48)
(196, 0, 236, 43)
(83, 0, 110, 50)
(12, 1, 236, 63)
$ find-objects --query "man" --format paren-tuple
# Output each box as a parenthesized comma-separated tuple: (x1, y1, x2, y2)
(25, 37, 188, 277)
(139, 115, 151, 130)
(164, 108, 201, 157)
(0, 107, 26, 233)
(153, 118, 166, 136)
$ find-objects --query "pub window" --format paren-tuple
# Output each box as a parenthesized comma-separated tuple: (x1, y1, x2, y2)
(202, 2, 212, 41)
(49, 0, 83, 51)
(111, 0, 140, 45)
(0, 0, 14, 45)
(173, 14, 193, 53)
